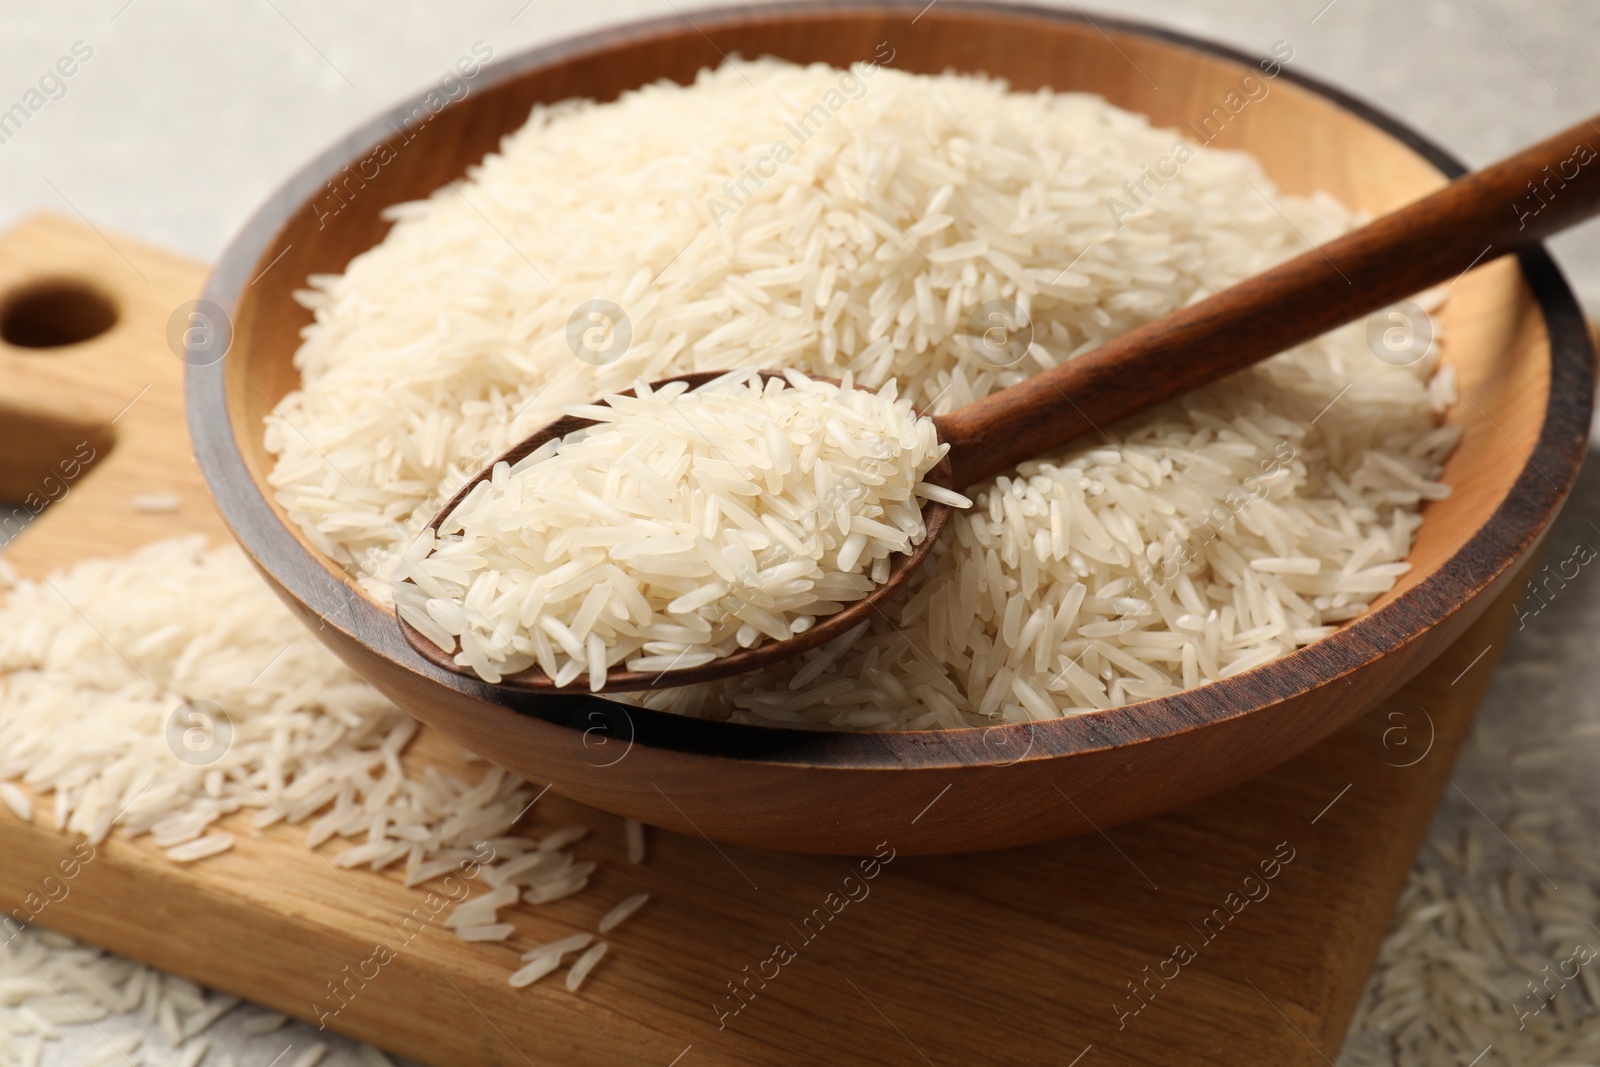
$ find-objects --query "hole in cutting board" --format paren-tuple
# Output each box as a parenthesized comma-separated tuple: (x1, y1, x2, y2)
(1, 278, 119, 349)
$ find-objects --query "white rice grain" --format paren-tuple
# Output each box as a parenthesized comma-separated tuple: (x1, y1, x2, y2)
(175, 1038, 210, 1067)
(520, 933, 594, 962)
(0, 540, 617, 1000)
(84, 1033, 142, 1066)
(181, 994, 240, 1037)
(130, 493, 182, 514)
(508, 954, 563, 989)
(1, 780, 31, 821)
(597, 892, 650, 934)
(625, 818, 646, 865)
(165, 833, 235, 863)
(290, 1044, 329, 1067)
(565, 942, 609, 992)
(239, 1012, 288, 1036)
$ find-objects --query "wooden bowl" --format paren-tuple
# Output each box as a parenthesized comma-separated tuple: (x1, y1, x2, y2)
(188, 2, 1593, 854)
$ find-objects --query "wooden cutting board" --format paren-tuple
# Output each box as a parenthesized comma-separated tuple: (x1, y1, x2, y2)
(0, 212, 1531, 1066)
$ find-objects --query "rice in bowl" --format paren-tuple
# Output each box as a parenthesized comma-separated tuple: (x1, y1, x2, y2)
(264, 58, 1457, 731)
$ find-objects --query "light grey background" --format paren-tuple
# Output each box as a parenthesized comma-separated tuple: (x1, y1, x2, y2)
(1, 1, 1597, 1064)
(3, 0, 1596, 307)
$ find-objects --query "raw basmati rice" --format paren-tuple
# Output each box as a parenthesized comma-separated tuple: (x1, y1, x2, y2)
(290, 1044, 328, 1067)
(130, 493, 182, 514)
(239, 1012, 288, 1035)
(0, 539, 586, 903)
(0, 782, 29, 822)
(175, 1038, 210, 1067)
(0, 928, 396, 1067)
(539, 826, 589, 852)
(520, 932, 594, 962)
(166, 832, 235, 863)
(8, 535, 1593, 1062)
(507, 954, 564, 990)
(445, 885, 520, 926)
(509, 931, 597, 989)
(181, 995, 240, 1039)
(1342, 827, 1600, 1064)
(1340, 612, 1600, 1067)
(0, 539, 644, 1006)
(396, 369, 956, 686)
(266, 58, 1456, 729)
(85, 1034, 142, 1067)
(597, 892, 650, 934)
(565, 942, 609, 992)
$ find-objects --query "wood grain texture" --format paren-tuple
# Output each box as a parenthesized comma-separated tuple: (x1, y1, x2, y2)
(0, 212, 1559, 1067)
(183, 2, 1594, 854)
(0, 217, 226, 559)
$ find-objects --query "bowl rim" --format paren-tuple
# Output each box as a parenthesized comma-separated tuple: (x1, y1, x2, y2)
(188, 0, 1594, 773)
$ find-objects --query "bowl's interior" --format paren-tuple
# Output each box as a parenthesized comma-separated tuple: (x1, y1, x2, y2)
(220, 4, 1549, 707)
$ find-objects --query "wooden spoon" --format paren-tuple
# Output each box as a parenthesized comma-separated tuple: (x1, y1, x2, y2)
(399, 111, 1600, 692)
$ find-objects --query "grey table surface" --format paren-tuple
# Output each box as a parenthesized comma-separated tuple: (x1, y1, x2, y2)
(1, 2, 1597, 1064)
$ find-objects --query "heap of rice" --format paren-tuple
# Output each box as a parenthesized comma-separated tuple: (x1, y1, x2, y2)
(1343, 834, 1600, 1065)
(0, 540, 645, 997)
(265, 59, 1457, 729)
(3, 547, 1597, 1063)
(1340, 573, 1600, 1065)
(0, 926, 390, 1067)
(394, 369, 962, 686)
(0, 539, 513, 867)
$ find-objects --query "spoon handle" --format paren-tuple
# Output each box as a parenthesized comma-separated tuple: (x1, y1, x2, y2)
(932, 112, 1600, 489)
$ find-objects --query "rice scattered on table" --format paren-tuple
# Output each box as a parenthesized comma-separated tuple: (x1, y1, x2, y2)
(0, 539, 639, 1000)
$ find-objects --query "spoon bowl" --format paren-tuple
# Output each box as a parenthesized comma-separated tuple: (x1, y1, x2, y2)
(397, 370, 957, 692)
